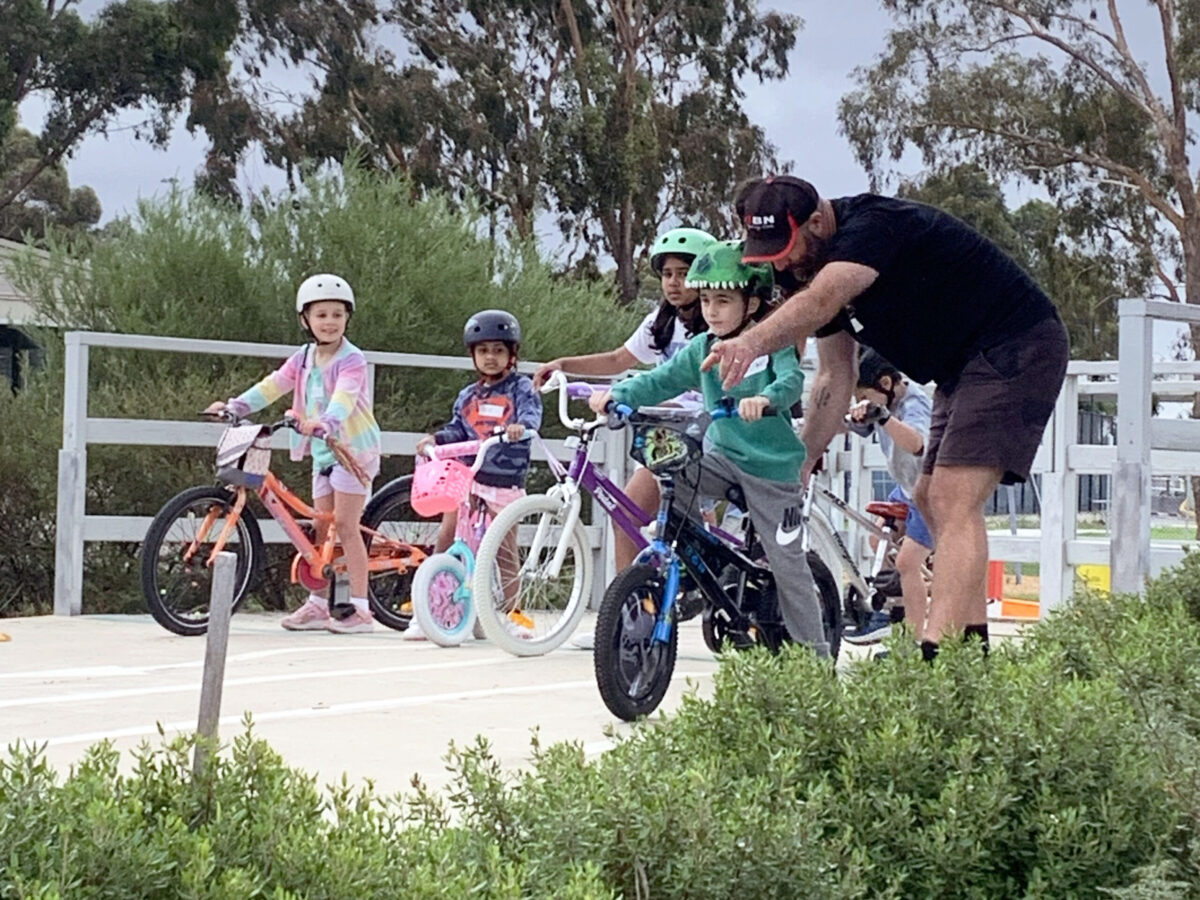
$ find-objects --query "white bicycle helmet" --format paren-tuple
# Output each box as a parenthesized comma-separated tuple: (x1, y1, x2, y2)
(295, 274, 355, 312)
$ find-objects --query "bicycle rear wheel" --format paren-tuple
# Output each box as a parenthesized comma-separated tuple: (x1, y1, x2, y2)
(594, 564, 677, 721)
(140, 485, 263, 636)
(411, 553, 475, 647)
(471, 493, 592, 657)
(361, 476, 439, 632)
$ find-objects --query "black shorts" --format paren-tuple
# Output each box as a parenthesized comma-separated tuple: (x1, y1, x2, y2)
(923, 315, 1069, 484)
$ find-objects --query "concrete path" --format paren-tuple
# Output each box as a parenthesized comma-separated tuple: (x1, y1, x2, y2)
(0, 612, 1019, 797)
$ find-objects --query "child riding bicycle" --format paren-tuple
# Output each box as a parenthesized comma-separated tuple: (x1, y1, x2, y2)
(409, 310, 543, 641)
(589, 241, 829, 657)
(205, 273, 382, 633)
(844, 348, 934, 645)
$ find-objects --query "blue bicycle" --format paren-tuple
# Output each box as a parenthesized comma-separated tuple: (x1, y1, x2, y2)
(592, 400, 841, 721)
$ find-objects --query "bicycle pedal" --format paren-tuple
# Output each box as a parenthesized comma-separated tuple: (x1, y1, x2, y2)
(329, 602, 357, 620)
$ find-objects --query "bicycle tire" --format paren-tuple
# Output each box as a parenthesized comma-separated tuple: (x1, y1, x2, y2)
(594, 564, 678, 721)
(361, 476, 438, 632)
(470, 492, 592, 657)
(808, 551, 842, 661)
(411, 553, 475, 647)
(140, 485, 263, 636)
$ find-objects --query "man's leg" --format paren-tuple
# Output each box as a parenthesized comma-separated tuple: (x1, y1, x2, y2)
(919, 465, 1002, 647)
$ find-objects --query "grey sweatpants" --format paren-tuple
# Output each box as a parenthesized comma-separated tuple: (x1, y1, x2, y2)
(673, 453, 830, 657)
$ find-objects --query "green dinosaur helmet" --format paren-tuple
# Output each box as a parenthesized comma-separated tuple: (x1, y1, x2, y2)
(685, 240, 774, 300)
(649, 227, 718, 275)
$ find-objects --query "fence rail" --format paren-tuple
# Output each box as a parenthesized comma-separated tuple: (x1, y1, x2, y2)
(53, 331, 629, 616)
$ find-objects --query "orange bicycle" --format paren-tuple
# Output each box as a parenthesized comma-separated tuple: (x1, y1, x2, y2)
(139, 411, 429, 635)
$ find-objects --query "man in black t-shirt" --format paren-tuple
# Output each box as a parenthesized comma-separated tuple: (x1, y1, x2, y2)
(703, 175, 1068, 660)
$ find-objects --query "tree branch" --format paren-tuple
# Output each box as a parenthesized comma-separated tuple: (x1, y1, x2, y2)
(916, 115, 1183, 230)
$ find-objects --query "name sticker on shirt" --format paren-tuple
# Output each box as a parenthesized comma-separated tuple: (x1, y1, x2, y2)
(478, 402, 507, 418)
(744, 355, 769, 377)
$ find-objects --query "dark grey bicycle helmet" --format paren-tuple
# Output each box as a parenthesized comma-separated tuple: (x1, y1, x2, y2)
(463, 309, 522, 349)
(857, 347, 901, 388)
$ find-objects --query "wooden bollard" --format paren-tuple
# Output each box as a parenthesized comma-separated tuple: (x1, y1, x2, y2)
(193, 550, 235, 775)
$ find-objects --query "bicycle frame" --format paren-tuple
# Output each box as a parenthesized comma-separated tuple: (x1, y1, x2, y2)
(187, 417, 425, 587)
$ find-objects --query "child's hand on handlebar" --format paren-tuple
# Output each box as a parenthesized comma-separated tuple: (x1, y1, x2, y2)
(297, 418, 326, 439)
(588, 389, 612, 415)
(738, 396, 771, 422)
(505, 423, 527, 442)
(203, 400, 227, 417)
(415, 434, 436, 458)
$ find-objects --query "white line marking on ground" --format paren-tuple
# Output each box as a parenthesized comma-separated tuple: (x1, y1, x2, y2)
(0, 642, 502, 681)
(0, 657, 514, 709)
(29, 672, 713, 748)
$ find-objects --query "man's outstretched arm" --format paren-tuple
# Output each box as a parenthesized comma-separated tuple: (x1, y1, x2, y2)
(703, 261, 877, 388)
(801, 330, 858, 480)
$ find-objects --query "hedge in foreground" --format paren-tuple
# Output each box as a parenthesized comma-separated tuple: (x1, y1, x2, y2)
(6, 559, 1200, 898)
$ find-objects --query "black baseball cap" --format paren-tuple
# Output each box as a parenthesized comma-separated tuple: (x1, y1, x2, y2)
(737, 175, 820, 263)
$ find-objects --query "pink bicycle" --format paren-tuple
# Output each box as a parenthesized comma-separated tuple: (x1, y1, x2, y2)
(409, 432, 540, 646)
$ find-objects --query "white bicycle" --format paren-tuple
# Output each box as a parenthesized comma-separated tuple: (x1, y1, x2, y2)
(468, 372, 635, 656)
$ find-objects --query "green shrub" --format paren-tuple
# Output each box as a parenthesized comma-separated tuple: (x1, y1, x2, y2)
(8, 570, 1200, 897)
(4, 169, 640, 615)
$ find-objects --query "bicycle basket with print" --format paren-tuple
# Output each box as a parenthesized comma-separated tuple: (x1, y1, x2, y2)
(630, 421, 703, 475)
(215, 423, 272, 487)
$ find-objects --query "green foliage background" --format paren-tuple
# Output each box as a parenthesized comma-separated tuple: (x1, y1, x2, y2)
(1, 168, 639, 615)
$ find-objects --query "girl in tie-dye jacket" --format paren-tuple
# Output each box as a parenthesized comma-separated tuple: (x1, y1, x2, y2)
(207, 274, 382, 634)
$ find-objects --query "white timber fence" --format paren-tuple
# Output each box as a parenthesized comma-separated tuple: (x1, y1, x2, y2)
(53, 331, 631, 616)
(53, 303, 1199, 617)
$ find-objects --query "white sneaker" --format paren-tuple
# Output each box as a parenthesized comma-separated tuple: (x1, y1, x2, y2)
(403, 618, 427, 641)
(570, 630, 594, 650)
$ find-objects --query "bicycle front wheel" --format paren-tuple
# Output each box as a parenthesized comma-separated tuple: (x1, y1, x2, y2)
(808, 551, 843, 661)
(594, 564, 678, 721)
(140, 485, 263, 636)
(411, 552, 475, 647)
(471, 493, 592, 657)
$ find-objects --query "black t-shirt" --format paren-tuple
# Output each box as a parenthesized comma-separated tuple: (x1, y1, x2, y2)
(805, 195, 1056, 384)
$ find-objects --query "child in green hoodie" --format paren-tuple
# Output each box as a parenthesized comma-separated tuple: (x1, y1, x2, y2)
(589, 241, 829, 656)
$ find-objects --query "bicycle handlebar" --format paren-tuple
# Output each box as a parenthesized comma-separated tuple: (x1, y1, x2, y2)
(421, 431, 538, 475)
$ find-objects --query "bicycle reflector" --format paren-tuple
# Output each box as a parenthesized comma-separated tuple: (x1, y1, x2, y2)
(215, 424, 272, 488)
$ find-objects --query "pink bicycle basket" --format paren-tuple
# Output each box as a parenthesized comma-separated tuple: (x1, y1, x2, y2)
(411, 458, 473, 516)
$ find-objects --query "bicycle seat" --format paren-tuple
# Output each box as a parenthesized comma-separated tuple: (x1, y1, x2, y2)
(865, 501, 909, 522)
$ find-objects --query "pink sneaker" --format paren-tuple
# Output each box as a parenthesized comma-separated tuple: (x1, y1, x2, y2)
(326, 607, 375, 634)
(281, 599, 330, 631)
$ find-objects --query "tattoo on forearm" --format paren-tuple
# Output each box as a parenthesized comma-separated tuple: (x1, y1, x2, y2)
(814, 386, 832, 410)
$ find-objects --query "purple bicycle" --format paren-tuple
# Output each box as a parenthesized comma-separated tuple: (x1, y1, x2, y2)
(469, 372, 734, 656)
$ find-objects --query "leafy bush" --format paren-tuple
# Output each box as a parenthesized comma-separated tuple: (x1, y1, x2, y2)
(4, 169, 639, 615)
(8, 568, 1200, 897)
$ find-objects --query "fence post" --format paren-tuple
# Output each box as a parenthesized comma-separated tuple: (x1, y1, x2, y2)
(1039, 372, 1078, 613)
(54, 332, 89, 616)
(1111, 300, 1153, 595)
(194, 551, 236, 776)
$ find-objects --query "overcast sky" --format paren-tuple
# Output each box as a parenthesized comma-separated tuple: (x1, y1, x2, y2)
(14, 0, 1186, 354)
(18, 0, 895, 226)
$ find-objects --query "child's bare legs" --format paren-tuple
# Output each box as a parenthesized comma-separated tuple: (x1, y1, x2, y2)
(434, 510, 458, 553)
(333, 489, 369, 598)
(896, 537, 931, 642)
(615, 467, 659, 571)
